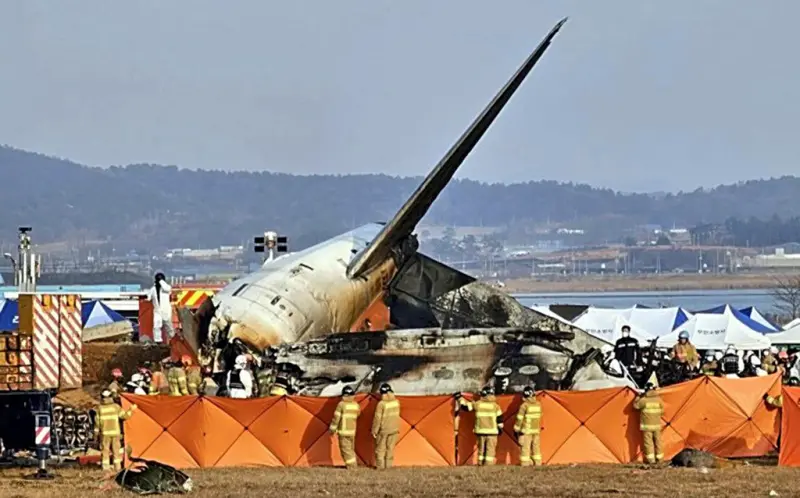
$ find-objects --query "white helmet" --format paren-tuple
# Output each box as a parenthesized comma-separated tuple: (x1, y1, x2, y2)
(234, 354, 248, 369)
(705, 352, 714, 361)
(726, 347, 735, 355)
(750, 355, 760, 367)
(714, 351, 723, 361)
(131, 373, 143, 383)
(770, 346, 779, 355)
(601, 344, 614, 355)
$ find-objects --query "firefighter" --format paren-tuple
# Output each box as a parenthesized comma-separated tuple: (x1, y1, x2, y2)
(167, 357, 189, 396)
(138, 363, 153, 387)
(513, 386, 542, 466)
(95, 390, 137, 472)
(457, 386, 504, 466)
(762, 347, 779, 374)
(372, 383, 400, 469)
(269, 376, 290, 397)
(108, 368, 124, 403)
(719, 347, 741, 377)
(670, 331, 699, 370)
(329, 385, 360, 469)
(633, 383, 664, 464)
(200, 366, 218, 396)
(255, 362, 274, 397)
(764, 392, 783, 408)
(184, 355, 202, 395)
(700, 352, 718, 376)
(149, 359, 169, 395)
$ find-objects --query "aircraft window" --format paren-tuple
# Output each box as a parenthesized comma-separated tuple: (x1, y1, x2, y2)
(271, 296, 281, 306)
(232, 284, 248, 297)
(421, 336, 439, 347)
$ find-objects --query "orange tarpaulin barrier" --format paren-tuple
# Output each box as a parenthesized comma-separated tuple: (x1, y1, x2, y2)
(121, 394, 455, 468)
(779, 386, 800, 466)
(120, 374, 783, 469)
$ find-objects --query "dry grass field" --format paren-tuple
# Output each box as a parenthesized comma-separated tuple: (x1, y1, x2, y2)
(2, 463, 799, 497)
(502, 272, 792, 293)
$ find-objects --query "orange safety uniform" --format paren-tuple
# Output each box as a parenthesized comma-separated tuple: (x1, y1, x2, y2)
(672, 342, 700, 368)
(459, 395, 504, 465)
(514, 396, 542, 466)
(633, 390, 664, 463)
(94, 397, 137, 471)
(371, 392, 401, 469)
(329, 395, 360, 468)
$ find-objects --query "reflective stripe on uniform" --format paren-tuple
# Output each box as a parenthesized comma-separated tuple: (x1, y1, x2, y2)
(640, 424, 660, 431)
(344, 457, 356, 464)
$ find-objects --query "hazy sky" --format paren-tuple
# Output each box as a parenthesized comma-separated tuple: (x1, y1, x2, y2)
(1, 1, 798, 192)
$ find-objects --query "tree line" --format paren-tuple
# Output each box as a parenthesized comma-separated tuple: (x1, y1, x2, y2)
(3, 145, 800, 251)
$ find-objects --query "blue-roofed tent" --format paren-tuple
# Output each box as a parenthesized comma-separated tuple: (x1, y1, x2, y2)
(82, 300, 127, 328)
(571, 306, 693, 343)
(0, 299, 17, 331)
(700, 305, 777, 334)
(738, 306, 780, 332)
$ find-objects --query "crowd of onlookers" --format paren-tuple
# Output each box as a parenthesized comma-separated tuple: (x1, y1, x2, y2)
(604, 325, 800, 388)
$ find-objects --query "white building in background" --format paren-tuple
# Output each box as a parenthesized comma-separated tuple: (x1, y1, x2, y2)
(742, 247, 800, 268)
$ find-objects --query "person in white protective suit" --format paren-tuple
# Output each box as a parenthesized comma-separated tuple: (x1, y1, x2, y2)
(146, 272, 174, 343)
(601, 345, 624, 376)
(750, 355, 768, 377)
(226, 355, 253, 399)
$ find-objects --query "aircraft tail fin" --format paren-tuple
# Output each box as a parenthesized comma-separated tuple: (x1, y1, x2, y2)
(346, 18, 568, 279)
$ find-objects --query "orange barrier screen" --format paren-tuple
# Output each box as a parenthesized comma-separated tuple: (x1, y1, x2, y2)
(121, 394, 455, 468)
(779, 386, 800, 467)
(121, 374, 783, 468)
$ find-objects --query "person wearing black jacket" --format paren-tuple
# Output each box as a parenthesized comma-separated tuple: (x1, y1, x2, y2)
(614, 325, 640, 369)
(719, 348, 740, 376)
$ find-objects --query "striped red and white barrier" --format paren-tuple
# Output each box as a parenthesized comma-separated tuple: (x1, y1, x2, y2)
(59, 295, 82, 389)
(30, 294, 83, 390)
(35, 426, 50, 446)
(32, 295, 61, 390)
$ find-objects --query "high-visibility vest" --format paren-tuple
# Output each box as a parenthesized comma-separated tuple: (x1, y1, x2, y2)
(513, 399, 542, 435)
(634, 393, 663, 431)
(473, 399, 503, 435)
(95, 402, 134, 437)
(372, 395, 400, 435)
(330, 398, 360, 436)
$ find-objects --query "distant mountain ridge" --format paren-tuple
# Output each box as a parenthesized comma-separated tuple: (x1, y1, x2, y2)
(2, 145, 800, 251)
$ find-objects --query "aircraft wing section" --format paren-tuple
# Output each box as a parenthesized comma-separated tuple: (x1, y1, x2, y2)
(346, 17, 568, 279)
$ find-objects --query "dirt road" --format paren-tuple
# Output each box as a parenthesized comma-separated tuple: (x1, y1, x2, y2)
(2, 464, 798, 497)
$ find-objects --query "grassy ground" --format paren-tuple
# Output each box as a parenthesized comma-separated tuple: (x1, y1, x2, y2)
(2, 464, 799, 497)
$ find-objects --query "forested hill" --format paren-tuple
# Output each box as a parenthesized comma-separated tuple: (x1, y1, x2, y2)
(2, 145, 800, 250)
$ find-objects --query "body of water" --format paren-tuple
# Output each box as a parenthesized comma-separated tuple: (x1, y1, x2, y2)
(514, 288, 775, 313)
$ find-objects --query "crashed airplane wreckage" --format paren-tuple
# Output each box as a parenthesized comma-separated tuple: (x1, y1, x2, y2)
(181, 18, 634, 395)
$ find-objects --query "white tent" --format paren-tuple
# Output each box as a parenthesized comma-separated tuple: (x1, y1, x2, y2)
(738, 306, 780, 332)
(626, 306, 693, 337)
(530, 305, 575, 327)
(572, 307, 655, 344)
(656, 311, 771, 350)
(783, 318, 800, 331)
(571, 306, 692, 344)
(765, 325, 800, 345)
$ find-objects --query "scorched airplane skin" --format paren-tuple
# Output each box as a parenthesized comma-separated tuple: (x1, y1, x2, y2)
(186, 18, 635, 394)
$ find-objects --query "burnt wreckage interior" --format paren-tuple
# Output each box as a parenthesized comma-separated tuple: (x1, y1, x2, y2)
(264, 245, 605, 394)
